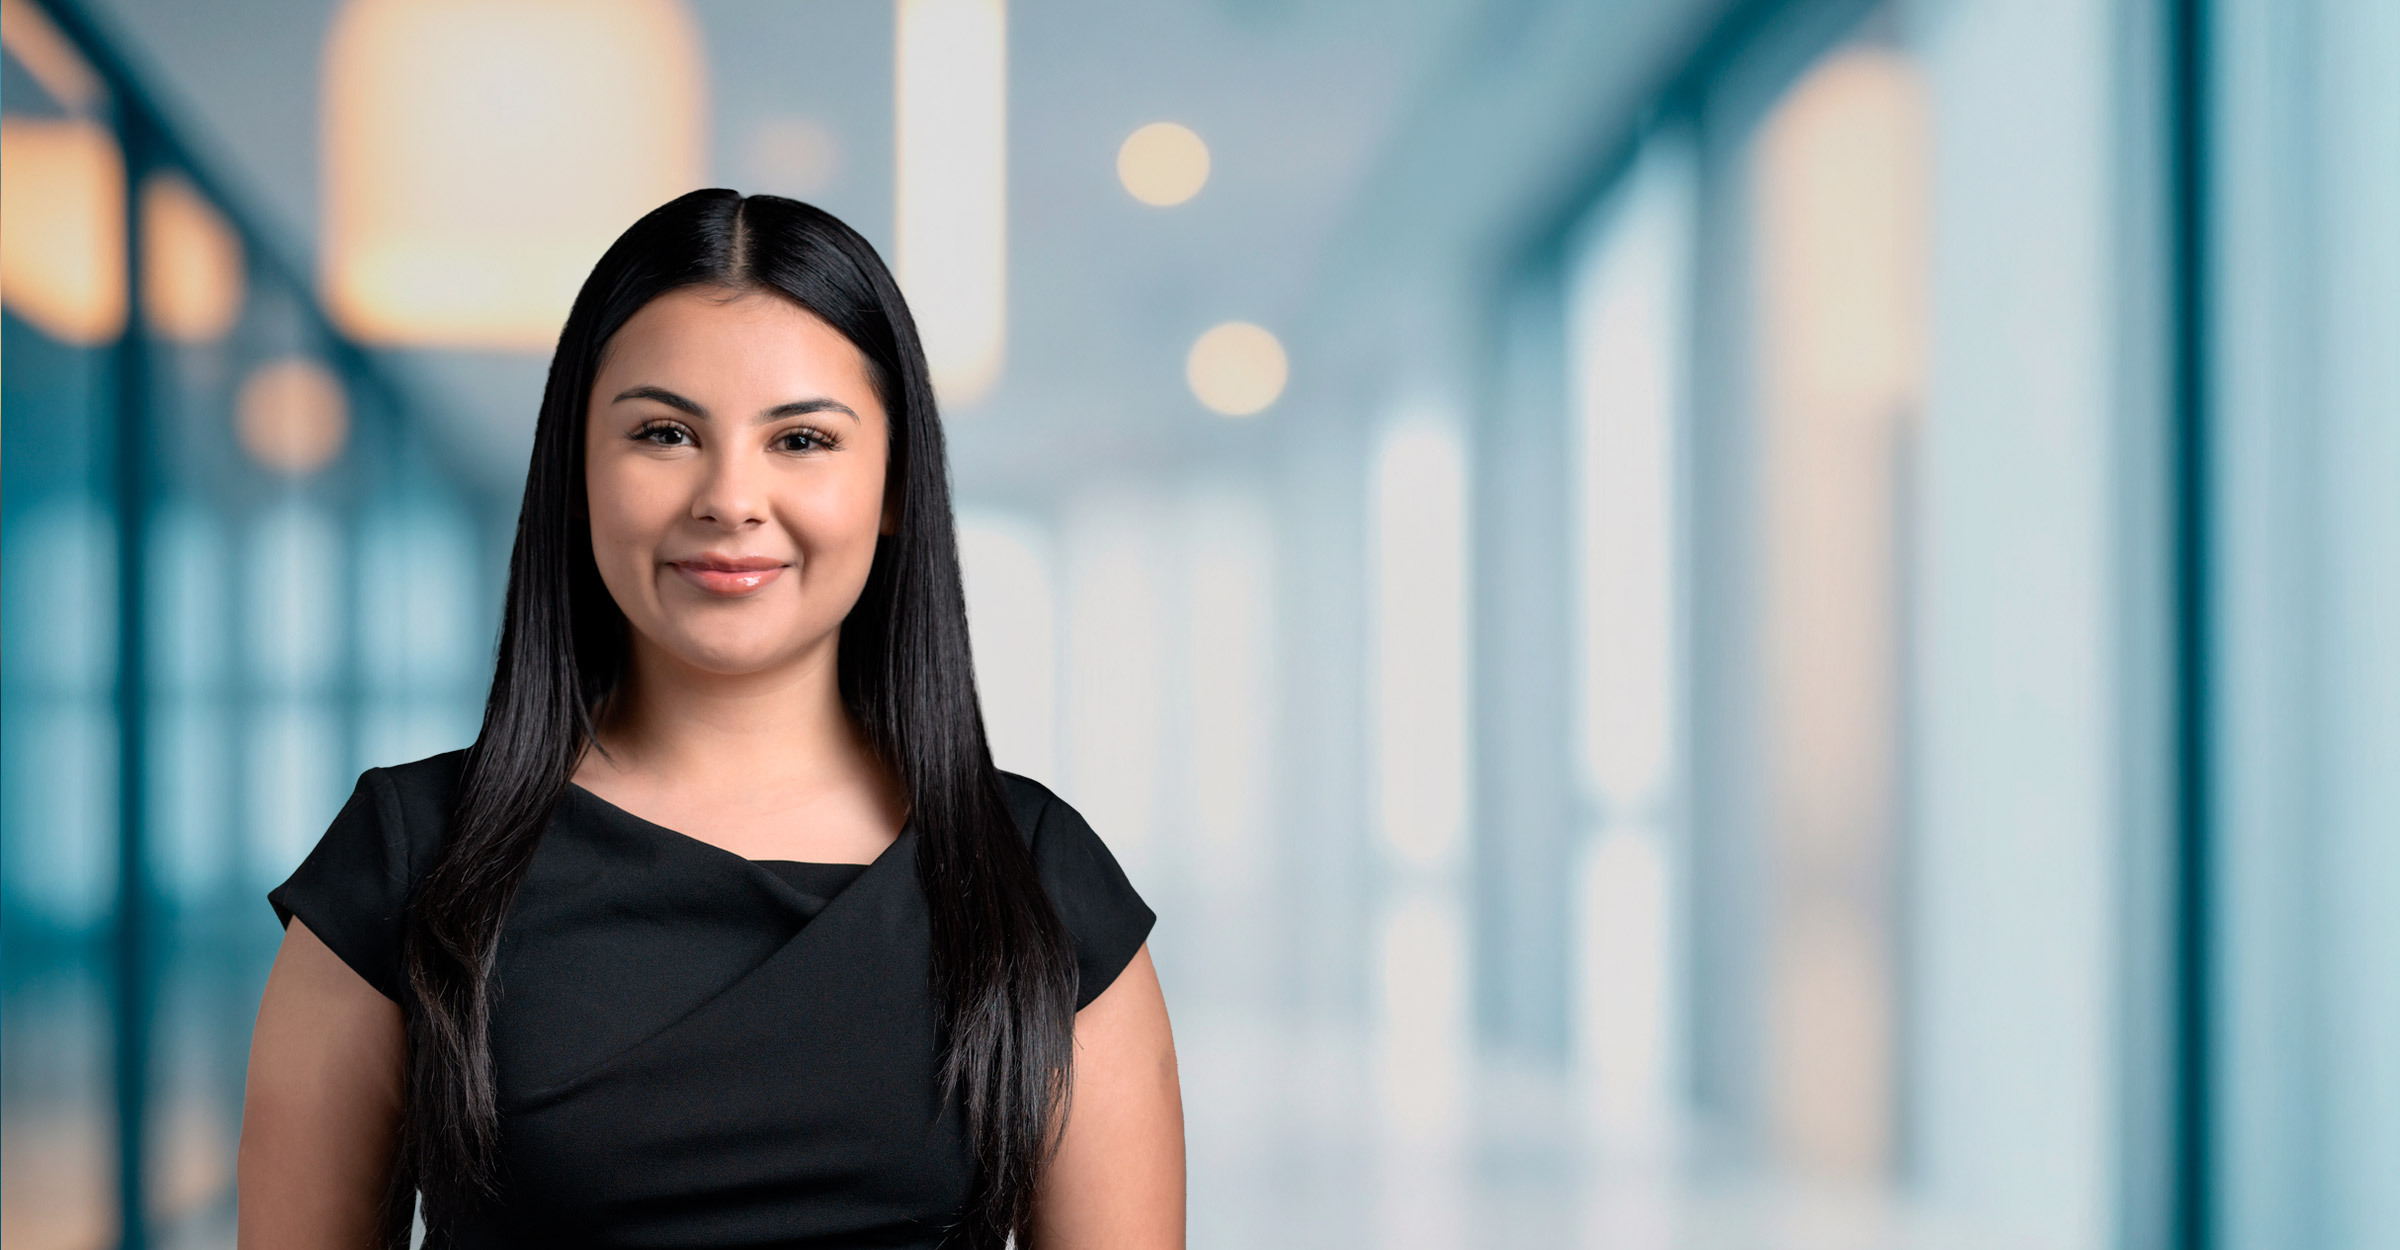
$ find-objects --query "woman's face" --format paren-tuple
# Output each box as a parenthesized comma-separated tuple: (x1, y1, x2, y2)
(584, 285, 895, 680)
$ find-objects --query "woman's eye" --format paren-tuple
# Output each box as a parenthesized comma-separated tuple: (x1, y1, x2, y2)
(635, 423, 691, 446)
(780, 428, 837, 453)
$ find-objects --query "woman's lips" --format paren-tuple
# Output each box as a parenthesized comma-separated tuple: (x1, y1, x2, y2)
(669, 558, 788, 596)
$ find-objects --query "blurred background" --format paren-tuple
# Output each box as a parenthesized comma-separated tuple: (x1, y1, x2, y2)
(1, 0, 2392, 1246)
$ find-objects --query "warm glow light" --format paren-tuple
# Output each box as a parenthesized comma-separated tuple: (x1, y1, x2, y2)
(1750, 45, 1929, 1179)
(1185, 321, 1287, 416)
(743, 116, 843, 199)
(1116, 122, 1210, 206)
(320, 0, 706, 349)
(1768, 903, 1893, 1173)
(0, 118, 125, 344)
(896, 0, 1007, 407)
(1754, 48, 1930, 423)
(142, 172, 245, 342)
(237, 358, 349, 475)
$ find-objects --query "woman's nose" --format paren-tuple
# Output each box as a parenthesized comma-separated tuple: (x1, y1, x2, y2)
(690, 446, 766, 528)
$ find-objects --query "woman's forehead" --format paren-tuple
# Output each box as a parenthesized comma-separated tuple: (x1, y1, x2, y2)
(594, 287, 884, 417)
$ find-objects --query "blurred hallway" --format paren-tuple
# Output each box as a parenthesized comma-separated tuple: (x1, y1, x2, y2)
(3, 0, 2394, 1247)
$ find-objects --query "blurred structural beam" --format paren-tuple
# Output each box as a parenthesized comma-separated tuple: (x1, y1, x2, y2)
(108, 78, 159, 1250)
(2164, 0, 2213, 1246)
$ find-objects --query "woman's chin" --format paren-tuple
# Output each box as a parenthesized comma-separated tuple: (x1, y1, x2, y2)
(658, 633, 822, 680)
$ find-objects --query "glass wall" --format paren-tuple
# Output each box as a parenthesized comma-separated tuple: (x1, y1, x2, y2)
(0, 2, 495, 1243)
(1524, 0, 2159, 1241)
(2213, 0, 2400, 1246)
(1524, 0, 2396, 1244)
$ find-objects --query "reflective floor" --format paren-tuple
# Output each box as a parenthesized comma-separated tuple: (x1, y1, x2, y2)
(1174, 1008, 2038, 1250)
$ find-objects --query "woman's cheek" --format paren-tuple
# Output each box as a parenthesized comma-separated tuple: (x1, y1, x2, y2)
(588, 497, 656, 614)
(792, 491, 879, 557)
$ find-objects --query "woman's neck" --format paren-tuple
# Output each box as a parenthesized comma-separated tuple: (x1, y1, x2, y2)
(584, 630, 866, 798)
(570, 630, 909, 862)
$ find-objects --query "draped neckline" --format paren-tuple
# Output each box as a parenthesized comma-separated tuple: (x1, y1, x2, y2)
(558, 780, 912, 915)
(496, 785, 927, 1113)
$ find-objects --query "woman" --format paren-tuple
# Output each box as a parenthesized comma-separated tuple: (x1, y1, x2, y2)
(237, 191, 1184, 1249)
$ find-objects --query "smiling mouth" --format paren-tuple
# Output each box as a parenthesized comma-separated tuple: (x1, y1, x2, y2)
(668, 559, 789, 597)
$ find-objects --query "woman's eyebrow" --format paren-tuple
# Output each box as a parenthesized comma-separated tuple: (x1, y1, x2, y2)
(762, 398, 860, 423)
(613, 386, 858, 425)
(614, 385, 706, 417)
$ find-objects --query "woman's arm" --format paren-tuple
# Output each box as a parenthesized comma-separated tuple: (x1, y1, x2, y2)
(238, 917, 407, 1249)
(1030, 942, 1184, 1249)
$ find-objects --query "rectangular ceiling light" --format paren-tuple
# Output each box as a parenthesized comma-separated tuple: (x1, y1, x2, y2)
(895, 0, 1007, 408)
(321, 0, 706, 350)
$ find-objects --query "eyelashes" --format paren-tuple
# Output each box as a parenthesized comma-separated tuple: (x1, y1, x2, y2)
(781, 425, 843, 453)
(630, 420, 694, 447)
(628, 420, 841, 454)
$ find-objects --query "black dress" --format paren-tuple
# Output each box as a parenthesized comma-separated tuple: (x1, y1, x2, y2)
(267, 749, 1155, 1249)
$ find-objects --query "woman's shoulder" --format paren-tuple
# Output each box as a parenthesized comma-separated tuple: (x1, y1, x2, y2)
(267, 747, 471, 1002)
(340, 747, 474, 862)
(994, 768, 1063, 844)
(310, 746, 473, 865)
(372, 745, 472, 796)
(991, 770, 1156, 1010)
(993, 769, 1109, 860)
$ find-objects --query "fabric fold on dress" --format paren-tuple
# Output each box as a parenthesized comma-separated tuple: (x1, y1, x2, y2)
(498, 822, 920, 1114)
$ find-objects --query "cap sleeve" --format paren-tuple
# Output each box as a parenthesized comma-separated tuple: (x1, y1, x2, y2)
(266, 767, 422, 1003)
(1026, 788, 1156, 1011)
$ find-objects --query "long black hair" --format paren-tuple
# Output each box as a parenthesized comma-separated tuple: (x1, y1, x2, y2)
(392, 190, 1078, 1247)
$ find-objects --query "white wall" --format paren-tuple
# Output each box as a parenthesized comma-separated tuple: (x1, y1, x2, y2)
(1907, 0, 2119, 1242)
